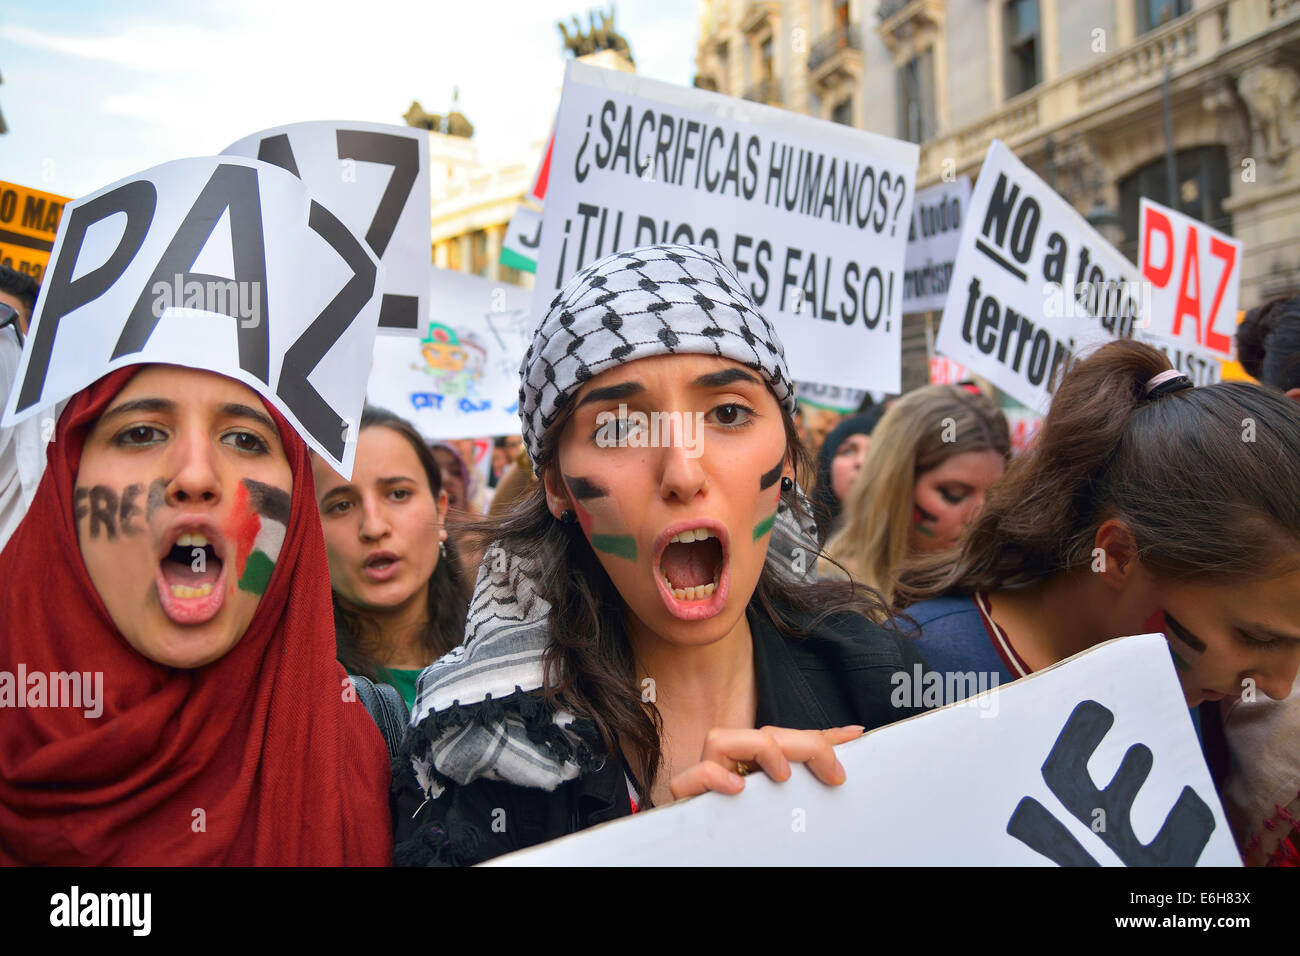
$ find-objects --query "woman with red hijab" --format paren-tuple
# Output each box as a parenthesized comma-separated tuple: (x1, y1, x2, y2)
(0, 362, 393, 865)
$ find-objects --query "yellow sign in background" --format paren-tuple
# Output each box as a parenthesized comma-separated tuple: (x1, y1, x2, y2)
(0, 180, 69, 285)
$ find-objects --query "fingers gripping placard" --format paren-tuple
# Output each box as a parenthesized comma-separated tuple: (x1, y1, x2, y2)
(223, 121, 430, 336)
(0, 156, 382, 476)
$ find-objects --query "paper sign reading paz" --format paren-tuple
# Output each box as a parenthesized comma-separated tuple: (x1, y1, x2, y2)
(535, 60, 918, 393)
(0, 156, 383, 476)
(1139, 197, 1241, 362)
(486, 633, 1238, 866)
(224, 121, 430, 336)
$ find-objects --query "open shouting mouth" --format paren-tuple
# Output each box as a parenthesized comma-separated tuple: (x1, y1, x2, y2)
(653, 520, 730, 621)
(155, 519, 227, 625)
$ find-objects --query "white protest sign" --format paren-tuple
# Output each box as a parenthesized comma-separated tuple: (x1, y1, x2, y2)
(903, 176, 971, 313)
(1139, 197, 1241, 362)
(936, 141, 1159, 412)
(365, 266, 532, 440)
(223, 121, 429, 336)
(535, 61, 918, 393)
(1, 156, 382, 476)
(487, 633, 1238, 866)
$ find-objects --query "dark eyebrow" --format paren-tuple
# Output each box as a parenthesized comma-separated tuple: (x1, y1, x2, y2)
(693, 368, 762, 389)
(99, 397, 175, 424)
(319, 484, 354, 506)
(576, 381, 645, 409)
(220, 402, 277, 432)
(377, 476, 417, 487)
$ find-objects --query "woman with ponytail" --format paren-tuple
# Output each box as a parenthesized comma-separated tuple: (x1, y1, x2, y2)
(312, 407, 471, 710)
(894, 339, 1300, 718)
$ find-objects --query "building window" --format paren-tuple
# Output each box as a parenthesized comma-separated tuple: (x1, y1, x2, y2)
(1117, 146, 1230, 261)
(447, 239, 462, 272)
(1136, 0, 1191, 36)
(832, 97, 854, 126)
(898, 50, 935, 144)
(1003, 0, 1040, 99)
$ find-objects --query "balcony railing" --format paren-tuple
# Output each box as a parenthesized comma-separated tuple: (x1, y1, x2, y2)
(808, 24, 860, 74)
(916, 0, 1294, 184)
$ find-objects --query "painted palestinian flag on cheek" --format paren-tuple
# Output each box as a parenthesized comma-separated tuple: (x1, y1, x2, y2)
(227, 479, 291, 596)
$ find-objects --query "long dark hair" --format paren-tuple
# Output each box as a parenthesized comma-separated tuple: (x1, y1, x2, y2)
(894, 340, 1300, 608)
(333, 407, 471, 681)
(462, 399, 888, 797)
(1237, 295, 1300, 392)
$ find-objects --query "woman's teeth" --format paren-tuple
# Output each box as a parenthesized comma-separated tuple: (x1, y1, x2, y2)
(175, 532, 211, 548)
(659, 568, 719, 602)
(668, 527, 715, 544)
(169, 582, 214, 599)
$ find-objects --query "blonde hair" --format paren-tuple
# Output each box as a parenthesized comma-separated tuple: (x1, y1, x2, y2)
(821, 385, 1009, 604)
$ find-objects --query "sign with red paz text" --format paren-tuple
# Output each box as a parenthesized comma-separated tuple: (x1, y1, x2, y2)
(1139, 198, 1240, 363)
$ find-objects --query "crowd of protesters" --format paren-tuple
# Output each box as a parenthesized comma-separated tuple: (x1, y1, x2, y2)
(0, 254, 1297, 867)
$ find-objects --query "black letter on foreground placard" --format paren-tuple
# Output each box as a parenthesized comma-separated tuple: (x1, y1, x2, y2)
(1006, 700, 1215, 866)
(278, 200, 377, 461)
(336, 129, 419, 331)
(113, 164, 271, 384)
(15, 181, 158, 412)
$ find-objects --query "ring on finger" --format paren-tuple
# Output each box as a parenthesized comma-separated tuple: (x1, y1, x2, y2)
(734, 761, 753, 777)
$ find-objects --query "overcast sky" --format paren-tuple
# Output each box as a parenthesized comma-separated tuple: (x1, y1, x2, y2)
(0, 0, 700, 198)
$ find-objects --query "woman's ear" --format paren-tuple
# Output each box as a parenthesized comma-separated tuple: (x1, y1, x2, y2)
(435, 488, 449, 536)
(1092, 519, 1140, 591)
(541, 466, 571, 520)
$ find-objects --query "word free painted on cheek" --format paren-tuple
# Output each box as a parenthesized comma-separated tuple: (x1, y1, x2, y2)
(73, 479, 168, 540)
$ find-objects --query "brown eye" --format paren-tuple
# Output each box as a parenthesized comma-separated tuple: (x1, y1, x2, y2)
(115, 425, 166, 446)
(222, 431, 269, 454)
(708, 403, 754, 428)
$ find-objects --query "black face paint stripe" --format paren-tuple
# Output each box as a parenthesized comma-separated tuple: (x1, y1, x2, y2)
(243, 478, 291, 525)
(915, 502, 939, 523)
(759, 458, 783, 491)
(1163, 611, 1208, 653)
(564, 474, 609, 500)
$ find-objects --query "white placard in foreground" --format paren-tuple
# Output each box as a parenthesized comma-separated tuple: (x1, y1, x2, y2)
(486, 633, 1238, 866)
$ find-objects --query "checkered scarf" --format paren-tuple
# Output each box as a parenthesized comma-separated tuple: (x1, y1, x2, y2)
(402, 243, 816, 808)
(519, 244, 796, 468)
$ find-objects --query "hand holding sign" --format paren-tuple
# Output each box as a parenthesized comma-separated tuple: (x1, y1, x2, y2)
(224, 121, 430, 336)
(0, 156, 382, 475)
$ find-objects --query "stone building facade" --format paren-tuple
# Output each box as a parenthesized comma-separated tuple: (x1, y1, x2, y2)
(696, 0, 1300, 388)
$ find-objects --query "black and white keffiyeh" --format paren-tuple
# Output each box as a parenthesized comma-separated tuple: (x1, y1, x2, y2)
(402, 243, 819, 808)
(519, 243, 796, 468)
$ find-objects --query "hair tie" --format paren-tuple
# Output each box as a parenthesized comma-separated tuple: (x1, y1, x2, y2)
(1143, 368, 1193, 400)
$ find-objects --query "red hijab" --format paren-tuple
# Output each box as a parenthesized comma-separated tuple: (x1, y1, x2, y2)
(0, 366, 392, 865)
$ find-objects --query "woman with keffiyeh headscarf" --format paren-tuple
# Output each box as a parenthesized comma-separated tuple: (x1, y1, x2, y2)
(392, 245, 932, 866)
(0, 363, 393, 865)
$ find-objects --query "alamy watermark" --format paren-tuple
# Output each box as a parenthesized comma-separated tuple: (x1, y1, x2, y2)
(0, 665, 103, 718)
(595, 404, 705, 458)
(890, 664, 1000, 718)
(151, 274, 261, 328)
